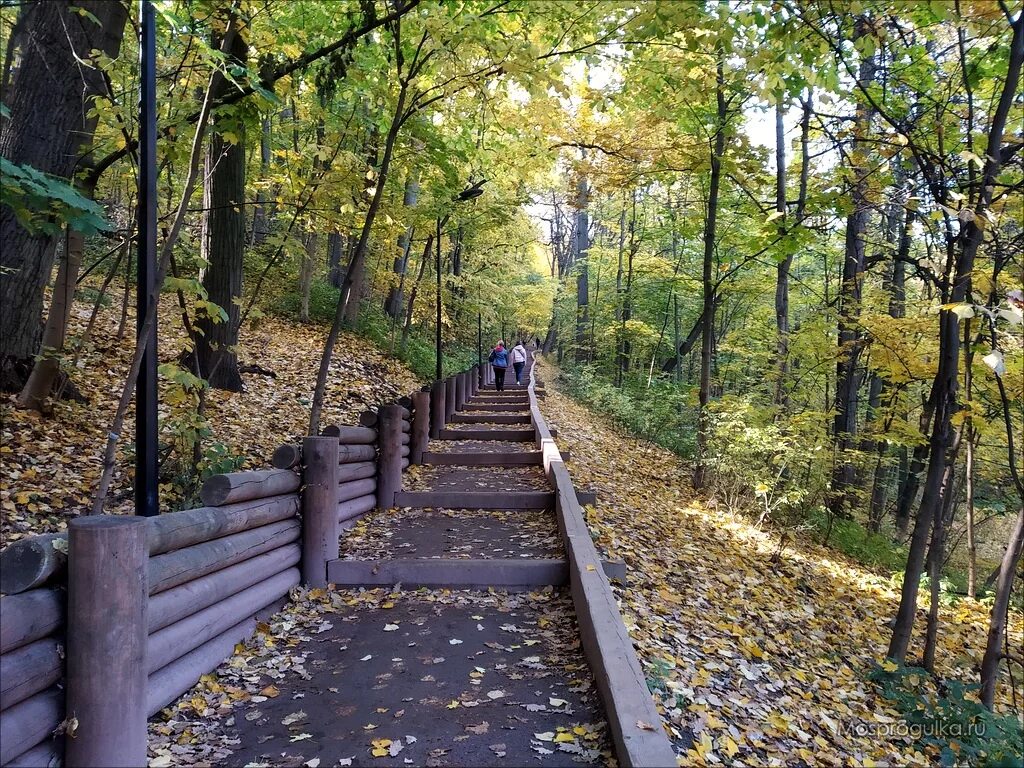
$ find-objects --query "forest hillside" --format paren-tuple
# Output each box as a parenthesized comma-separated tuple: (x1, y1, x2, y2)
(1, 0, 1022, 764)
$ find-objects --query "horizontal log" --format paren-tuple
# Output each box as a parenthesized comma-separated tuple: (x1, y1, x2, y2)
(146, 598, 285, 717)
(322, 425, 377, 444)
(338, 444, 376, 464)
(400, 444, 410, 458)
(0, 687, 62, 765)
(395, 491, 554, 510)
(148, 544, 300, 632)
(271, 443, 301, 469)
(337, 461, 375, 483)
(147, 568, 298, 674)
(338, 494, 375, 523)
(0, 534, 66, 594)
(358, 410, 378, 428)
(5, 739, 60, 768)
(0, 637, 62, 710)
(147, 494, 299, 556)
(401, 457, 410, 472)
(338, 478, 376, 503)
(327, 558, 567, 589)
(400, 418, 411, 433)
(397, 396, 413, 409)
(400, 431, 411, 445)
(148, 519, 300, 596)
(0, 498, 298, 596)
(200, 469, 300, 507)
(0, 590, 63, 654)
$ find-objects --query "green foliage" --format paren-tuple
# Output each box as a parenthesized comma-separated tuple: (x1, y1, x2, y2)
(0, 158, 111, 236)
(706, 397, 816, 520)
(557, 366, 695, 457)
(355, 303, 477, 380)
(869, 663, 1024, 767)
(271, 279, 341, 324)
(805, 507, 908, 573)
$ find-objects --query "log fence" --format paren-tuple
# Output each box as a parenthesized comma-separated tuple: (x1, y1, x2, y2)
(0, 365, 491, 766)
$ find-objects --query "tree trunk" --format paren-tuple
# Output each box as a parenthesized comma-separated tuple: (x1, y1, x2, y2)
(980, 506, 1024, 708)
(308, 76, 407, 435)
(0, 0, 128, 390)
(385, 173, 418, 318)
(327, 232, 345, 288)
(250, 116, 271, 245)
(614, 198, 625, 386)
(888, 13, 1022, 663)
(694, 56, 727, 489)
(299, 232, 317, 323)
(574, 171, 590, 362)
(16, 227, 84, 411)
(189, 13, 248, 392)
(401, 235, 433, 351)
(830, 16, 877, 518)
(773, 96, 792, 409)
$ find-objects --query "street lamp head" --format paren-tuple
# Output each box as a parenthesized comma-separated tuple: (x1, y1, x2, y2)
(456, 178, 487, 201)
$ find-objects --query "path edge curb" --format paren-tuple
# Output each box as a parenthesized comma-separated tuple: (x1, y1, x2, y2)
(527, 355, 678, 768)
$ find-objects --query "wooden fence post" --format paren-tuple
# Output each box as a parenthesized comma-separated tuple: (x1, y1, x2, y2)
(473, 365, 480, 395)
(377, 404, 403, 508)
(445, 376, 457, 423)
(66, 517, 148, 767)
(430, 380, 445, 439)
(411, 390, 430, 464)
(301, 436, 338, 588)
(455, 371, 466, 412)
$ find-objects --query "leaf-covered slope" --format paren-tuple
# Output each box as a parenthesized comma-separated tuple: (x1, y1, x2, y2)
(1, 293, 422, 543)
(536, 358, 1021, 766)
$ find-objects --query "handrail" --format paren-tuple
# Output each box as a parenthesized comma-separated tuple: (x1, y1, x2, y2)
(527, 352, 677, 767)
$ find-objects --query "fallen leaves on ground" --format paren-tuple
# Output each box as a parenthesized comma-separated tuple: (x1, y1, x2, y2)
(535, 357, 1022, 767)
(1, 293, 421, 542)
(147, 586, 613, 766)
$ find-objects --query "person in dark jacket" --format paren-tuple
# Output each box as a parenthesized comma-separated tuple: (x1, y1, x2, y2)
(488, 341, 509, 391)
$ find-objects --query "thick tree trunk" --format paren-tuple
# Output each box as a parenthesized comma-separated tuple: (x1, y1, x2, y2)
(189, 14, 248, 392)
(830, 16, 876, 517)
(694, 58, 727, 489)
(0, 0, 128, 389)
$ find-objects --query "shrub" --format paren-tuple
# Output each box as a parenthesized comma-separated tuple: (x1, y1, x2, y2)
(869, 663, 1024, 766)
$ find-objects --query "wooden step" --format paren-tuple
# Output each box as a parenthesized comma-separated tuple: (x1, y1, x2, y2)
(439, 428, 534, 442)
(421, 450, 569, 466)
(394, 491, 554, 510)
(463, 403, 527, 412)
(451, 413, 531, 424)
(326, 558, 567, 588)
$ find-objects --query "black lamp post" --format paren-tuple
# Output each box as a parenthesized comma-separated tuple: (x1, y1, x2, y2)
(136, 0, 159, 517)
